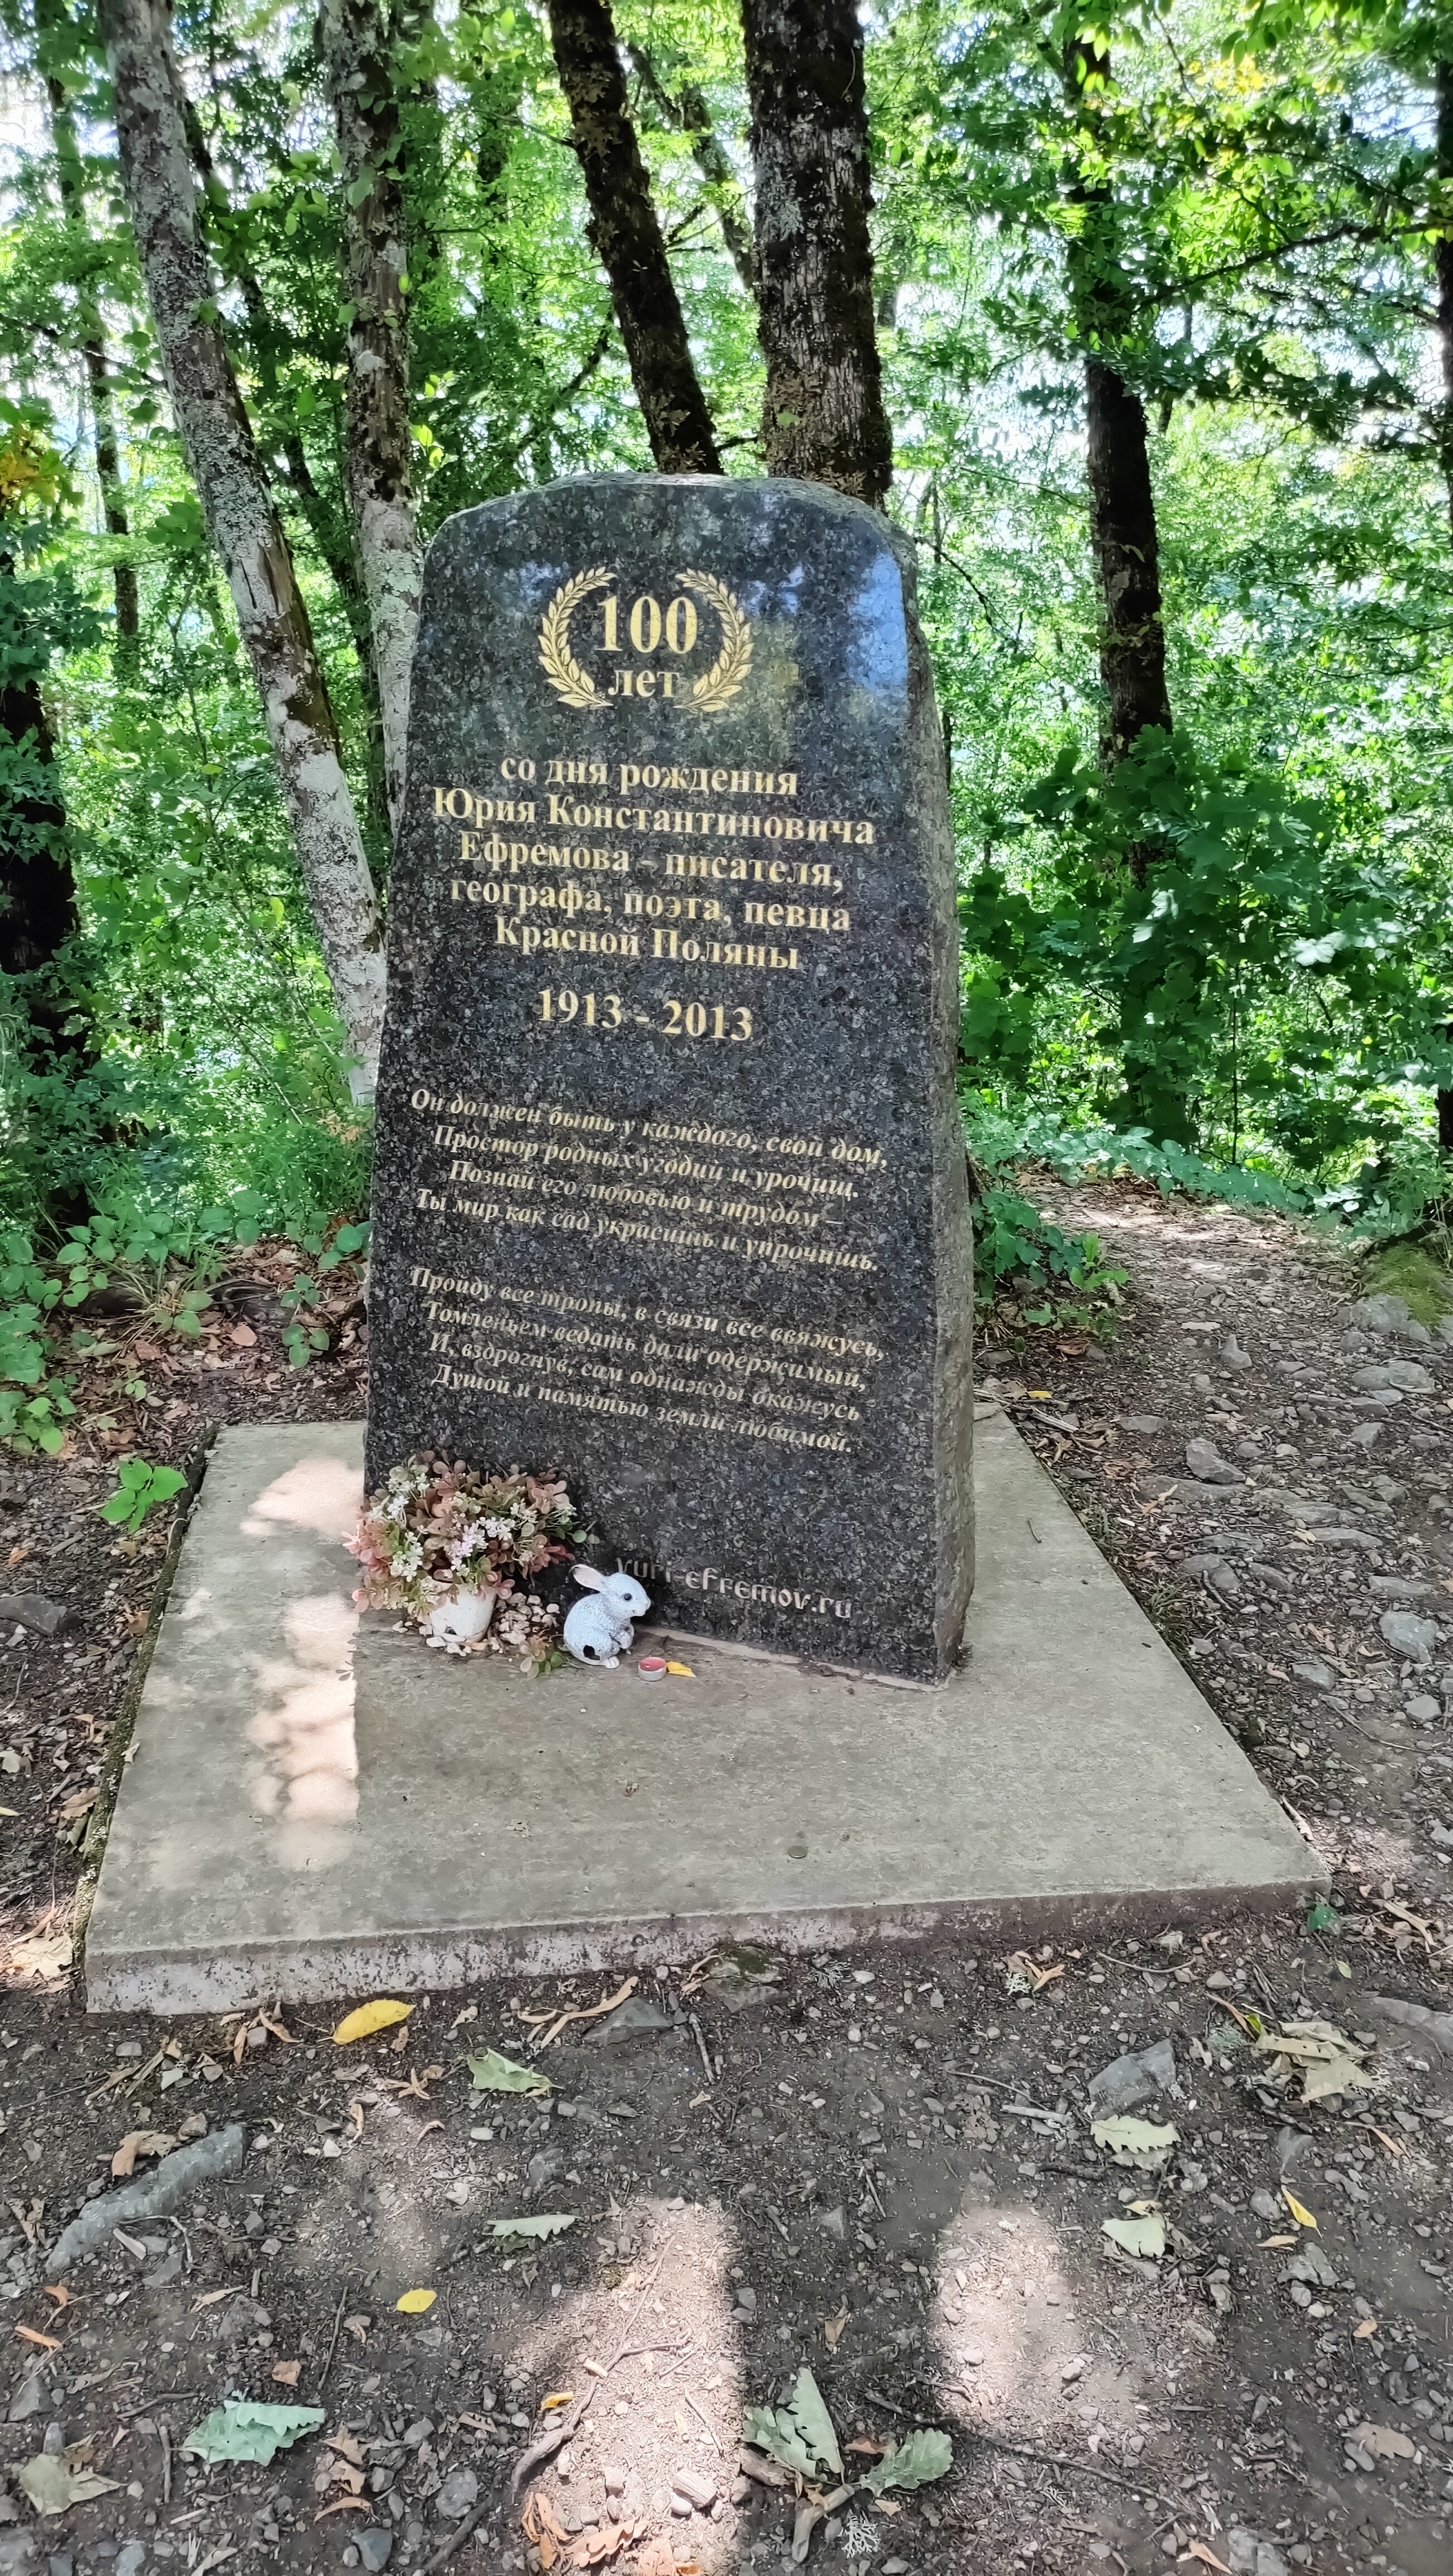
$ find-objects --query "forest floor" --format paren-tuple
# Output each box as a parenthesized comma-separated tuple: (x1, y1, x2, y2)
(0, 1190, 1451, 2576)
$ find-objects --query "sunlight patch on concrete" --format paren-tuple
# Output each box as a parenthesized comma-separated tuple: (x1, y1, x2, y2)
(245, 1591, 360, 1867)
(241, 1452, 363, 1542)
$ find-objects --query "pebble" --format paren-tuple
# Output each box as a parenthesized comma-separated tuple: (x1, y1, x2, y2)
(1220, 1334, 1252, 1373)
(1185, 1437, 1243, 1485)
(114, 2549, 144, 2576)
(670, 2469, 717, 2512)
(602, 2465, 626, 2497)
(1087, 2035, 1179, 2113)
(357, 2533, 393, 2574)
(0, 1593, 70, 1635)
(1292, 1659, 1336, 1691)
(6, 2378, 43, 2423)
(1379, 1610, 1437, 1662)
(1407, 1692, 1442, 1720)
(433, 2470, 477, 2521)
(1122, 1414, 1162, 1433)
(1347, 1292, 1432, 1342)
(526, 2146, 563, 2196)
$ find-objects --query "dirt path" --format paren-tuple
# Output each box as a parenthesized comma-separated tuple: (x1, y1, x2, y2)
(0, 1197, 1449, 2576)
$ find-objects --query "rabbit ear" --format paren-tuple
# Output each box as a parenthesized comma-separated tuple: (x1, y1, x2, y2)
(573, 1564, 607, 1591)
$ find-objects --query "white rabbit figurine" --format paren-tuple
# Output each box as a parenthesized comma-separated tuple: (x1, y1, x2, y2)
(563, 1563, 651, 1668)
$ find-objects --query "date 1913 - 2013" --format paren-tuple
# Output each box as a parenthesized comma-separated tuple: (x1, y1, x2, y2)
(536, 987, 754, 1041)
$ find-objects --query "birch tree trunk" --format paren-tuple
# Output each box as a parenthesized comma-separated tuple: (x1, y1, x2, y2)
(321, 0, 422, 840)
(177, 94, 388, 841)
(545, 0, 722, 474)
(99, 0, 385, 1091)
(40, 13, 140, 678)
(739, 0, 892, 507)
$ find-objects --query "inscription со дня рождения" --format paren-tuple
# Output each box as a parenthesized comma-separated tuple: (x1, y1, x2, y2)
(365, 477, 973, 1681)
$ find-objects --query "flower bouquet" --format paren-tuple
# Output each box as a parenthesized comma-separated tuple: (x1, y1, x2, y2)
(346, 1456, 587, 1671)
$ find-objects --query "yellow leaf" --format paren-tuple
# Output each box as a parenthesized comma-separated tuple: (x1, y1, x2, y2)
(1282, 2189, 1317, 2229)
(395, 2288, 436, 2314)
(540, 2391, 575, 2410)
(333, 1999, 413, 2046)
(664, 1662, 695, 1677)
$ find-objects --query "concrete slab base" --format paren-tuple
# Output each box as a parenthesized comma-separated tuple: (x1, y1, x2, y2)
(83, 1415, 1324, 2013)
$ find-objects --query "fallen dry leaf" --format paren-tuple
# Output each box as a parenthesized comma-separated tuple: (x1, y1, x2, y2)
(1005, 1948, 1063, 1991)
(190, 2286, 243, 2313)
(343, 2315, 369, 2346)
(111, 2129, 177, 2179)
(270, 2361, 302, 2388)
(1353, 2317, 1380, 2340)
(5, 1923, 72, 1981)
(521, 2489, 570, 2572)
(1351, 2421, 1415, 2461)
(824, 2303, 848, 2350)
(395, 2288, 436, 2314)
(333, 1998, 412, 2046)
(228, 1322, 256, 1347)
(314, 2499, 369, 2522)
(14, 2326, 60, 2352)
(518, 1974, 639, 2049)
(1184, 2546, 1233, 2576)
(41, 2287, 68, 2309)
(325, 2433, 366, 2469)
(1281, 2189, 1317, 2230)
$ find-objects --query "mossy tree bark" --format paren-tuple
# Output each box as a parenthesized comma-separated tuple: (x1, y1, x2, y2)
(739, 0, 892, 508)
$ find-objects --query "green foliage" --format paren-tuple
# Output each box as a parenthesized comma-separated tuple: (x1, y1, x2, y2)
(972, 1183, 1127, 1328)
(861, 2428, 954, 2496)
(97, 1455, 187, 1532)
(1, 0, 1452, 1300)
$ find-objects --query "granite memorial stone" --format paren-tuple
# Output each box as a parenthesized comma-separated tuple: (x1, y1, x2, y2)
(366, 472, 973, 1681)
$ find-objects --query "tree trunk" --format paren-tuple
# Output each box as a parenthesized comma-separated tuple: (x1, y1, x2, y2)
(40, 23, 140, 680)
(628, 44, 756, 295)
(1437, 62, 1453, 547)
(0, 601, 75, 994)
(1083, 353, 1173, 766)
(177, 97, 391, 846)
(739, 0, 891, 508)
(321, 0, 422, 841)
(100, 0, 385, 1092)
(544, 0, 722, 473)
(1064, 39, 1172, 857)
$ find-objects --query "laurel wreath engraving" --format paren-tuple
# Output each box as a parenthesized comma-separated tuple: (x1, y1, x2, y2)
(680, 568, 753, 714)
(536, 564, 753, 715)
(537, 565, 611, 708)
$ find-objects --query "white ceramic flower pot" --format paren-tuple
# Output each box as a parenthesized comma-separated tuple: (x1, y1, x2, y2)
(424, 1588, 497, 1649)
